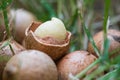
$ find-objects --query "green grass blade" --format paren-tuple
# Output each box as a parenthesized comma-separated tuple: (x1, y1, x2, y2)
(101, 38, 110, 62)
(84, 65, 108, 80)
(0, 0, 13, 9)
(102, 0, 111, 62)
(75, 59, 100, 79)
(103, 0, 110, 35)
(41, 0, 56, 17)
(2, 8, 11, 38)
(98, 68, 120, 80)
(9, 44, 15, 55)
(0, 40, 10, 49)
(78, 10, 100, 57)
(0, 0, 13, 38)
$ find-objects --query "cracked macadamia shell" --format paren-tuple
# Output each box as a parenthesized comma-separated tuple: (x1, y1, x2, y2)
(0, 40, 25, 80)
(23, 21, 71, 61)
(3, 50, 58, 80)
(87, 29, 120, 57)
(57, 51, 96, 80)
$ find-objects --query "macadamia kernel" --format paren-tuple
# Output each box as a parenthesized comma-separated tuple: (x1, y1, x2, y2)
(34, 17, 66, 41)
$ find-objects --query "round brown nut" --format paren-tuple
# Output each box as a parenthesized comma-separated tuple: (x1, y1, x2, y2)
(57, 51, 96, 80)
(87, 29, 120, 57)
(9, 9, 36, 44)
(0, 39, 25, 80)
(3, 50, 58, 80)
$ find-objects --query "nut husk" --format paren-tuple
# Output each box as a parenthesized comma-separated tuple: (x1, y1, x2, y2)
(0, 39, 25, 80)
(23, 21, 71, 61)
(3, 50, 58, 80)
(87, 29, 120, 57)
(57, 51, 96, 80)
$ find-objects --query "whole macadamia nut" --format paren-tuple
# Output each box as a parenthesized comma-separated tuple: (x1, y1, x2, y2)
(0, 40, 25, 80)
(57, 51, 96, 80)
(88, 29, 120, 57)
(9, 9, 36, 44)
(3, 50, 58, 80)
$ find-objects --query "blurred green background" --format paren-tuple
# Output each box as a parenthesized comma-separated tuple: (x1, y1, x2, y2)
(0, 0, 120, 79)
(12, 0, 120, 51)
(0, 0, 120, 51)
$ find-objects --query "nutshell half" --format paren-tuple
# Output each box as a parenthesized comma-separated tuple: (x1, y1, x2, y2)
(23, 21, 71, 61)
(88, 29, 120, 57)
(0, 39, 25, 80)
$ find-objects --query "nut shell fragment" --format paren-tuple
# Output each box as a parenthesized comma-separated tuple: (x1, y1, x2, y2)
(24, 21, 71, 60)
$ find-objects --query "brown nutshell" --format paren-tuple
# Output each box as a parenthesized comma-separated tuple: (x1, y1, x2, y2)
(87, 29, 120, 57)
(3, 50, 58, 80)
(0, 40, 25, 80)
(23, 21, 71, 61)
(57, 51, 96, 80)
